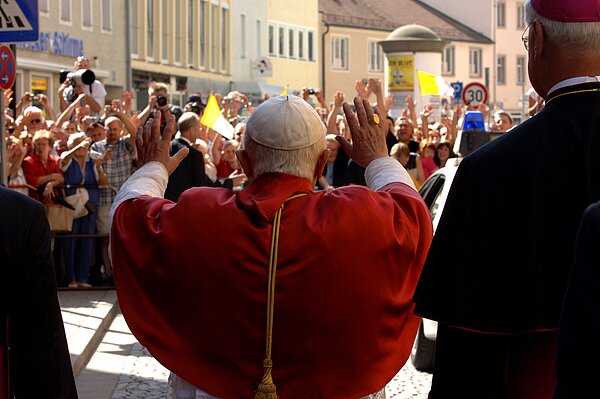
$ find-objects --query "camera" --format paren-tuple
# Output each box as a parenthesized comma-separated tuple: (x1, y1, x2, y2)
(59, 69, 96, 86)
(156, 95, 168, 107)
(307, 88, 315, 95)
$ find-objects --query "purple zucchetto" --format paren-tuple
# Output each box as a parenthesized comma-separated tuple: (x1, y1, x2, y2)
(531, 0, 600, 22)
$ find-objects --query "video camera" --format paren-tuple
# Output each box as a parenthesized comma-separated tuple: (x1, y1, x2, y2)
(59, 69, 96, 87)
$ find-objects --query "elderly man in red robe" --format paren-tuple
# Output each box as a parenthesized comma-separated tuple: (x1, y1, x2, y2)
(109, 95, 432, 399)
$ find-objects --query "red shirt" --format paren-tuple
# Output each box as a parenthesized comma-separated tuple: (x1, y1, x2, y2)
(22, 154, 62, 201)
(215, 158, 241, 179)
(112, 173, 432, 399)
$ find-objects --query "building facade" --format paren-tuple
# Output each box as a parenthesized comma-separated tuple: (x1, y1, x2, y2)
(15, 0, 127, 113)
(129, 0, 233, 109)
(421, 0, 530, 122)
(319, 0, 494, 120)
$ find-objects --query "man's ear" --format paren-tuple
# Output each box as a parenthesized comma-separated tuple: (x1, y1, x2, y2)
(312, 149, 330, 184)
(532, 20, 545, 60)
(236, 149, 254, 180)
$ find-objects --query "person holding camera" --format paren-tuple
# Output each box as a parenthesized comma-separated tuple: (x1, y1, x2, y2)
(138, 82, 181, 136)
(59, 56, 106, 115)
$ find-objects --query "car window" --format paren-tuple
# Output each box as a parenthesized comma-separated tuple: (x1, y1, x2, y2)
(419, 175, 446, 210)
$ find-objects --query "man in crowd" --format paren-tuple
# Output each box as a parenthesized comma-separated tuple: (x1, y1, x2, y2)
(413, 0, 600, 397)
(59, 56, 106, 115)
(165, 112, 241, 201)
(491, 110, 514, 132)
(91, 116, 136, 279)
(109, 96, 432, 398)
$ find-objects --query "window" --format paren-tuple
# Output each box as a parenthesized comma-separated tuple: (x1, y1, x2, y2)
(268, 24, 276, 56)
(60, 0, 71, 23)
(200, 1, 207, 67)
(161, 0, 169, 61)
(298, 30, 305, 60)
(40, 0, 49, 14)
(221, 7, 229, 72)
(256, 19, 262, 57)
(278, 26, 285, 57)
(368, 40, 383, 72)
(130, 0, 139, 56)
(288, 28, 295, 58)
(82, 0, 92, 29)
(211, 4, 218, 70)
(188, 0, 196, 66)
(331, 36, 348, 70)
(497, 55, 506, 85)
(497, 2, 506, 28)
(469, 47, 482, 77)
(102, 0, 112, 31)
(175, 0, 183, 64)
(241, 14, 246, 58)
(516, 55, 526, 84)
(442, 46, 455, 75)
(516, 2, 525, 29)
(308, 31, 315, 62)
(147, 0, 155, 58)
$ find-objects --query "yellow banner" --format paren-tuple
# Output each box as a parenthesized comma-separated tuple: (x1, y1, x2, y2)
(32, 79, 47, 91)
(387, 55, 414, 91)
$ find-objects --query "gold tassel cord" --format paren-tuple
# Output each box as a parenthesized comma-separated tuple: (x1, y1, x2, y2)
(254, 194, 307, 399)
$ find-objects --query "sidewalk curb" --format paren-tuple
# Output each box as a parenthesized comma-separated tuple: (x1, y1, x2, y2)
(72, 300, 120, 378)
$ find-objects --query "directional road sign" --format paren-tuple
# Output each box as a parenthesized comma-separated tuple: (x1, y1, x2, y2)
(0, 0, 39, 43)
(0, 45, 15, 90)
(462, 82, 489, 106)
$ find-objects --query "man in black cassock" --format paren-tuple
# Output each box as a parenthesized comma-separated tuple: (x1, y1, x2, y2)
(555, 200, 600, 398)
(413, 0, 600, 398)
(0, 186, 78, 398)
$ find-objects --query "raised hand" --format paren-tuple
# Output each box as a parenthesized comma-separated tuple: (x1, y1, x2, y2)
(135, 110, 189, 175)
(336, 97, 388, 168)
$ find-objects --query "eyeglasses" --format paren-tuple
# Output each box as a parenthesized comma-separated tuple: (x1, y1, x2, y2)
(29, 118, 42, 124)
(521, 20, 537, 51)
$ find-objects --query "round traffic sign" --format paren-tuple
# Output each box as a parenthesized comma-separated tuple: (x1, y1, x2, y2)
(461, 82, 488, 106)
(0, 45, 16, 91)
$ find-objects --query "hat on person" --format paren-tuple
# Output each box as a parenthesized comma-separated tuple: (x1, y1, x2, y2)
(531, 0, 600, 22)
(246, 95, 325, 150)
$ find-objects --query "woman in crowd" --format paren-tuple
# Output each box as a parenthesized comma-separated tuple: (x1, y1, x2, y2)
(390, 142, 425, 189)
(22, 129, 64, 202)
(433, 140, 456, 169)
(60, 133, 107, 288)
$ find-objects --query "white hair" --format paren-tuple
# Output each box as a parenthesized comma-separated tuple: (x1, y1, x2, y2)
(525, 1, 600, 53)
(243, 135, 325, 181)
(67, 132, 87, 149)
(104, 116, 122, 127)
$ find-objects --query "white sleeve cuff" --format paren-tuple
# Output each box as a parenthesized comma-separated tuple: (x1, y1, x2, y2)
(109, 162, 169, 230)
(365, 156, 417, 192)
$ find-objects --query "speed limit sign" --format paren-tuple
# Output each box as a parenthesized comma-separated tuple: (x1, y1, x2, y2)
(461, 82, 489, 105)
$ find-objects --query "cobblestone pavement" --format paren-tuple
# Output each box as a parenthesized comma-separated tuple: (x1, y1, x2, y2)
(110, 342, 432, 399)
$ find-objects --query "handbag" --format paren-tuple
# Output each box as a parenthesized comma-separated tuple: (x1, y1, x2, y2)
(65, 188, 90, 219)
(46, 203, 74, 232)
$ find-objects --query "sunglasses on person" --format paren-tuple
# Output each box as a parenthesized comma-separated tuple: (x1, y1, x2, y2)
(29, 118, 42, 124)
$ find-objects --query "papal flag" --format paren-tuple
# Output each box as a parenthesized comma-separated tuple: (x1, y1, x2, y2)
(417, 71, 454, 97)
(200, 94, 234, 139)
(280, 85, 288, 96)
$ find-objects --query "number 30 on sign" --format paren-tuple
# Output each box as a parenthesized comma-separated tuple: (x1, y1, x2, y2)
(461, 82, 489, 106)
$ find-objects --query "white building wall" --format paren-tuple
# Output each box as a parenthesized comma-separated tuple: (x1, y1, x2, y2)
(230, 0, 268, 84)
(420, 0, 494, 38)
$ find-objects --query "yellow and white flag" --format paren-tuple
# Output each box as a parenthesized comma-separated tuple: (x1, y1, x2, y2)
(417, 71, 454, 97)
(200, 94, 234, 139)
(280, 85, 288, 96)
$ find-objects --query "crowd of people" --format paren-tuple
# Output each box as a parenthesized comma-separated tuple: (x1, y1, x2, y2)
(3, 55, 517, 289)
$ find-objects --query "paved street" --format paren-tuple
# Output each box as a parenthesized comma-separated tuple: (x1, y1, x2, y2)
(62, 291, 432, 399)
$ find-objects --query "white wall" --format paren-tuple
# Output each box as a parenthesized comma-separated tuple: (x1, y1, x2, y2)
(230, 0, 268, 84)
(420, 0, 493, 38)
